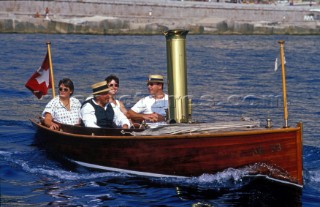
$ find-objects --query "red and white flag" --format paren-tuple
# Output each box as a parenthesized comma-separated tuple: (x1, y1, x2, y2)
(25, 51, 52, 99)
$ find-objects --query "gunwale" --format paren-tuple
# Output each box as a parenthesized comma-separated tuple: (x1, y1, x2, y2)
(30, 119, 302, 140)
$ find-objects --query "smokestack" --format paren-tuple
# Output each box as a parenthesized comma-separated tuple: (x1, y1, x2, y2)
(164, 29, 190, 123)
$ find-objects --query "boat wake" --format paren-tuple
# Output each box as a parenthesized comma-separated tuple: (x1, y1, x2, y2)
(70, 158, 298, 189)
(154, 168, 252, 191)
(0, 148, 254, 189)
(0, 148, 303, 206)
(0, 149, 303, 190)
(0, 150, 131, 181)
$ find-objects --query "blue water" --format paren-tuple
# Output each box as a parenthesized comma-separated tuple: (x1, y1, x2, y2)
(1, 34, 320, 206)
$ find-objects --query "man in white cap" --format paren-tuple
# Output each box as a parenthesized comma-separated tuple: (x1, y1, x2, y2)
(80, 81, 130, 129)
(127, 74, 168, 127)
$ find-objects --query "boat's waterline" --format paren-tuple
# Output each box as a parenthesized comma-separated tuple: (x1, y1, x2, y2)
(71, 159, 303, 188)
(71, 159, 187, 179)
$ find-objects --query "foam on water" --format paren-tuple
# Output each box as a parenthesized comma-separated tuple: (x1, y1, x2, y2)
(307, 170, 320, 183)
(0, 149, 253, 191)
(0, 150, 130, 181)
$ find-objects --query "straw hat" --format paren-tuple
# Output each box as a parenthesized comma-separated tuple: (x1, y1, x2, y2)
(91, 81, 110, 95)
(147, 74, 164, 83)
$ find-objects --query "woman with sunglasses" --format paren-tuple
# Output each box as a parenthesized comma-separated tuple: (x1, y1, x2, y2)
(105, 75, 128, 116)
(42, 78, 81, 130)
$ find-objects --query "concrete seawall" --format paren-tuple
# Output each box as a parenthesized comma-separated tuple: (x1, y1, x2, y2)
(0, 0, 319, 34)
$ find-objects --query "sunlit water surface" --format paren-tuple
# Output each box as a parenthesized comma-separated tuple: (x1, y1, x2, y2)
(0, 34, 320, 206)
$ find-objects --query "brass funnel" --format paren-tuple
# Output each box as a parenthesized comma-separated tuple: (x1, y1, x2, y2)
(164, 29, 190, 123)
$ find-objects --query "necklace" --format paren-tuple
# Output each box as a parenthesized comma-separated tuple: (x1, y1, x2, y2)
(64, 100, 70, 107)
(60, 98, 70, 109)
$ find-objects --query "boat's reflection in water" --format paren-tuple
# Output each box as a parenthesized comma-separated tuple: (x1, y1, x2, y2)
(175, 177, 302, 207)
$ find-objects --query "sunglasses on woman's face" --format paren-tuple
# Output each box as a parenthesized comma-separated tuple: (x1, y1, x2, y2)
(108, 83, 119, 87)
(59, 87, 70, 92)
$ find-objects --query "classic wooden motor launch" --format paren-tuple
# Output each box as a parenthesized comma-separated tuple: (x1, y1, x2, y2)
(30, 31, 304, 187)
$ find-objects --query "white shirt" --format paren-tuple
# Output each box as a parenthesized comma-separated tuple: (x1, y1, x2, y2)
(131, 94, 168, 128)
(131, 94, 168, 116)
(111, 100, 121, 110)
(42, 96, 81, 125)
(80, 99, 131, 128)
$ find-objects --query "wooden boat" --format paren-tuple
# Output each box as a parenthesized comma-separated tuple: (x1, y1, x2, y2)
(30, 30, 303, 187)
(31, 119, 303, 186)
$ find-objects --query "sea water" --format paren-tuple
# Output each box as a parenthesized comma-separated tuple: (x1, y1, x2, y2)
(0, 34, 320, 206)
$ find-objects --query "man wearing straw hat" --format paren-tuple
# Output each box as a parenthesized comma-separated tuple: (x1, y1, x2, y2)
(80, 81, 130, 129)
(127, 74, 168, 128)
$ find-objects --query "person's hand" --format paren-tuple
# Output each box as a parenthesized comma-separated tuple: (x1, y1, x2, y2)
(49, 123, 60, 130)
(142, 113, 155, 122)
(122, 124, 129, 129)
(143, 113, 164, 122)
(157, 114, 165, 122)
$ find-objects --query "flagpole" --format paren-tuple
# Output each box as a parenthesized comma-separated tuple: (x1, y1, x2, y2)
(47, 42, 56, 98)
(278, 40, 288, 128)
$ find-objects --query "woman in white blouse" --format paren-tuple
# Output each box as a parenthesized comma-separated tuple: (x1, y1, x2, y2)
(42, 78, 81, 130)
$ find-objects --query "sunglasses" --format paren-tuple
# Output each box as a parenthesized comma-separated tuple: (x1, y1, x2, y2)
(147, 83, 160, 86)
(59, 87, 70, 92)
(108, 83, 119, 87)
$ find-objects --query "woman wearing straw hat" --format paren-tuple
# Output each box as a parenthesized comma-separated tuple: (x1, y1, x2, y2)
(80, 81, 130, 129)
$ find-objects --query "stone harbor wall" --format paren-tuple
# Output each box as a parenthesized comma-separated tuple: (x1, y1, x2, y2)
(0, 0, 319, 34)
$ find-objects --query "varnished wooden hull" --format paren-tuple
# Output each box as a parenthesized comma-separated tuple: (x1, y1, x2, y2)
(31, 119, 303, 186)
